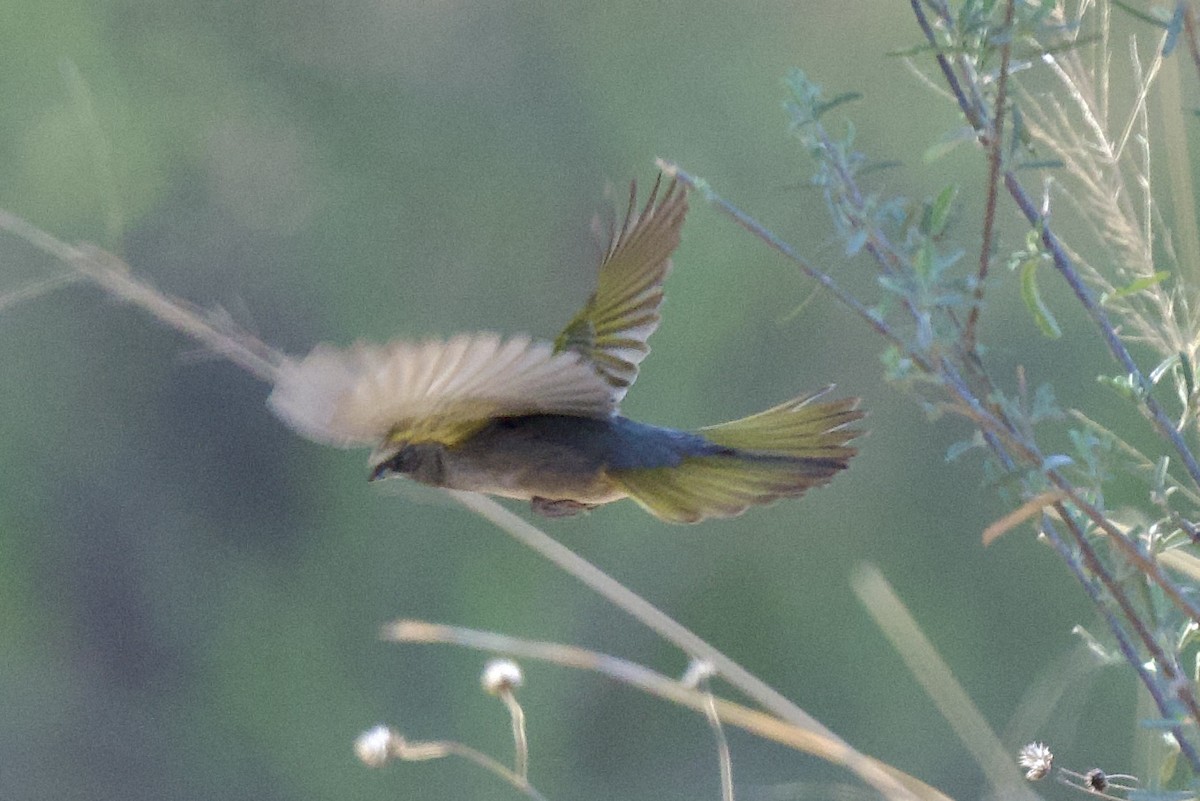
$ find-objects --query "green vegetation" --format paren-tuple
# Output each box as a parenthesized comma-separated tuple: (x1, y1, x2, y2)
(2, 2, 1199, 800)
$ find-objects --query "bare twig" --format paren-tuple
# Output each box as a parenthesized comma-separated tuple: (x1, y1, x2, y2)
(964, 0, 1016, 353)
(1038, 514, 1200, 772)
(0, 211, 285, 383)
(444, 490, 927, 801)
(654, 161, 931, 372)
(356, 725, 550, 801)
(384, 620, 955, 801)
(1184, 2, 1200, 85)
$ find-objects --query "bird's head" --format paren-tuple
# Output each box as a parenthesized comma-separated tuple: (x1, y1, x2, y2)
(368, 441, 447, 486)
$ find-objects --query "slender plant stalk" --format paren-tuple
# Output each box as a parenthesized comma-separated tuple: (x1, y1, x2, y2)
(384, 620, 955, 801)
(853, 566, 1037, 801)
(446, 490, 926, 801)
(964, 0, 1015, 353)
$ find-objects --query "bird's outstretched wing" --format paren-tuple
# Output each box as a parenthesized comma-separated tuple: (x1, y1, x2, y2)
(268, 333, 617, 448)
(554, 174, 687, 404)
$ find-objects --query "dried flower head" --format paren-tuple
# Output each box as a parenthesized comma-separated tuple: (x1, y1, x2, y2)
(1085, 769, 1108, 793)
(1018, 741, 1054, 780)
(481, 659, 524, 696)
(355, 724, 400, 768)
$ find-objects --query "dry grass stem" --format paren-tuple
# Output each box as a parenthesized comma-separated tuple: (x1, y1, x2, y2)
(355, 725, 550, 801)
(852, 565, 1038, 801)
(981, 490, 1069, 545)
(384, 619, 955, 801)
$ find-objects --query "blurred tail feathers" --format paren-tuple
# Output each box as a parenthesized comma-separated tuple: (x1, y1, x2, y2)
(613, 388, 863, 523)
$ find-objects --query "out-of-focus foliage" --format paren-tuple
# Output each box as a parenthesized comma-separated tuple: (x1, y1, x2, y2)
(0, 2, 1157, 800)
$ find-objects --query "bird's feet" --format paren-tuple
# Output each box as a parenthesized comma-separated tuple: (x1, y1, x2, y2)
(531, 497, 597, 518)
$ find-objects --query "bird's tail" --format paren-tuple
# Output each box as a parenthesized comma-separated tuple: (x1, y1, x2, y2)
(612, 387, 863, 523)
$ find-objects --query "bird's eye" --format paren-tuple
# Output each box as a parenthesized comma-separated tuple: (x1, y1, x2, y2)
(370, 452, 407, 481)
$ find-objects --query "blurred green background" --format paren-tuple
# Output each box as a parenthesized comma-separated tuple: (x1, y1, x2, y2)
(0, 2, 1164, 800)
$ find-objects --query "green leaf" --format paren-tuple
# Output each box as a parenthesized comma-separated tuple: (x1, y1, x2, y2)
(1015, 158, 1066, 171)
(913, 240, 934, 279)
(885, 43, 937, 58)
(945, 432, 984, 462)
(1103, 270, 1170, 302)
(881, 345, 914, 381)
(1153, 456, 1170, 493)
(877, 274, 911, 296)
(1072, 624, 1123, 664)
(1009, 103, 1029, 157)
(845, 228, 869, 256)
(923, 184, 958, 237)
(1022, 33, 1103, 58)
(1181, 350, 1195, 398)
(1019, 258, 1062, 338)
(1031, 383, 1061, 422)
(813, 91, 862, 120)
(1111, 0, 1168, 27)
(1042, 453, 1074, 472)
(923, 126, 976, 163)
(1097, 373, 1142, 400)
(857, 159, 902, 177)
(1150, 353, 1178, 384)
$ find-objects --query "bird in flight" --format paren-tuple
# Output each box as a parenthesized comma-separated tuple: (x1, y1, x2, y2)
(268, 175, 862, 523)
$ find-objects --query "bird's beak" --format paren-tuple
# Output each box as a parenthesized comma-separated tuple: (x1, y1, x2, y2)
(367, 444, 401, 481)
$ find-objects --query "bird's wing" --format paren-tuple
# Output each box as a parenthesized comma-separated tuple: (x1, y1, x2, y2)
(268, 333, 617, 448)
(554, 174, 687, 404)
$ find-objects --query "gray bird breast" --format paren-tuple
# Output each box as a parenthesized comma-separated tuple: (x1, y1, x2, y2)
(422, 414, 719, 503)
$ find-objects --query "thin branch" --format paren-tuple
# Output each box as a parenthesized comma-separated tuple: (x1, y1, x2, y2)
(384, 620, 955, 801)
(906, 3, 1200, 490)
(937, 360, 1200, 629)
(964, 0, 1016, 352)
(0, 273, 83, 312)
(444, 490, 928, 801)
(1000, 172, 1200, 490)
(910, 0, 987, 131)
(1039, 514, 1200, 773)
(0, 212, 285, 384)
(1184, 2, 1200, 85)
(654, 161, 927, 369)
(1052, 503, 1200, 744)
(376, 729, 551, 801)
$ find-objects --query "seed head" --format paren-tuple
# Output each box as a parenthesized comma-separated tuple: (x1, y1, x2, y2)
(1085, 769, 1108, 793)
(481, 659, 524, 696)
(355, 725, 400, 768)
(1018, 741, 1054, 781)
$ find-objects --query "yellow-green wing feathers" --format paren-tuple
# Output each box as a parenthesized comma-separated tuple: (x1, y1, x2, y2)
(699, 387, 862, 458)
(268, 333, 616, 448)
(555, 175, 688, 401)
(613, 388, 863, 523)
(616, 459, 841, 524)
